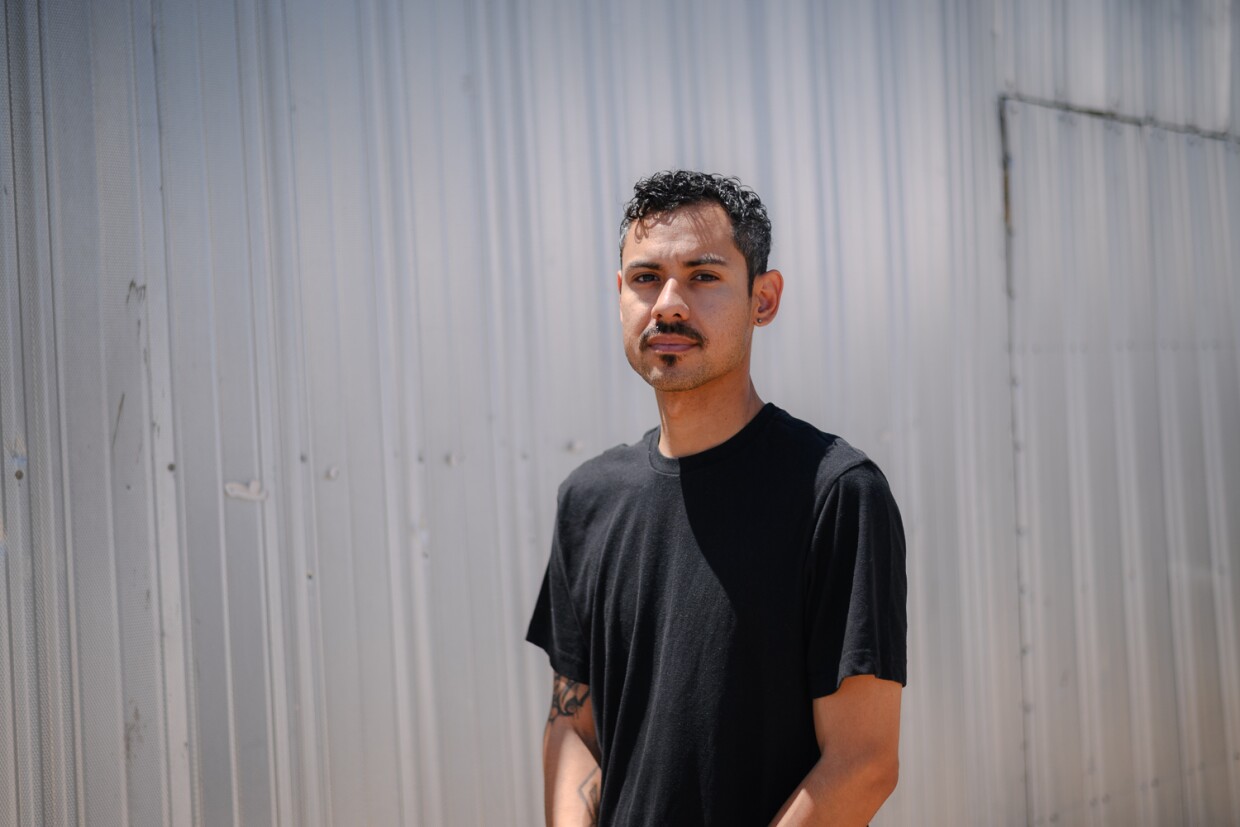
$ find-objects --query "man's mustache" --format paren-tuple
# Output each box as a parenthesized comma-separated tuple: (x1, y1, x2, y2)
(639, 321, 706, 348)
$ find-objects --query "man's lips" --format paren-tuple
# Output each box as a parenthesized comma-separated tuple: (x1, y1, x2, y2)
(645, 335, 698, 353)
(640, 323, 704, 352)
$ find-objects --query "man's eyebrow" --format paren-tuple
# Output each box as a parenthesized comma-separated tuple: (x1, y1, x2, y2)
(685, 253, 728, 267)
(623, 253, 729, 272)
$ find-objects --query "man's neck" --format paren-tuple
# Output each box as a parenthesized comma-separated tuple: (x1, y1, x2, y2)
(654, 377, 766, 458)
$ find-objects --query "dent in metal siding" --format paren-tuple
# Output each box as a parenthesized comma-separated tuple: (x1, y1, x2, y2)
(1008, 99, 1240, 825)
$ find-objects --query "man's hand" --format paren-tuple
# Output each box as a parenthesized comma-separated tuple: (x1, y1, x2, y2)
(543, 673, 602, 826)
(769, 675, 902, 826)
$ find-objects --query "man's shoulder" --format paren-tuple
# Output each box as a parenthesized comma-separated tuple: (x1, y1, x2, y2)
(557, 430, 653, 503)
(765, 406, 878, 488)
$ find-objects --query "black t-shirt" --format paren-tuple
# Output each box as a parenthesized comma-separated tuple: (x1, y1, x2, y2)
(527, 404, 907, 826)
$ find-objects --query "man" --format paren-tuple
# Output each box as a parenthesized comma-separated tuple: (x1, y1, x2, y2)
(527, 171, 906, 826)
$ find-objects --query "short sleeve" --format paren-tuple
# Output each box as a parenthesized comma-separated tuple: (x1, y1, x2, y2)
(526, 496, 591, 684)
(804, 462, 907, 697)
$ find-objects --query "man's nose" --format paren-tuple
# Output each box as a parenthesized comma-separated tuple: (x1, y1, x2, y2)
(652, 278, 689, 320)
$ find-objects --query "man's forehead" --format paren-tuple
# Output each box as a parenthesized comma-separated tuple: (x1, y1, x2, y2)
(621, 202, 740, 262)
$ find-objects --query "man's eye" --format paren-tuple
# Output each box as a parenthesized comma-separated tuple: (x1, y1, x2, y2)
(693, 272, 719, 282)
(634, 273, 658, 284)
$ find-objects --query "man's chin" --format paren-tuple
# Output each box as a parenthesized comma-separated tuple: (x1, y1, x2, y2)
(640, 369, 705, 393)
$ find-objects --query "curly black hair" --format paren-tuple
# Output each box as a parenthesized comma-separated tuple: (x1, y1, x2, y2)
(618, 170, 772, 290)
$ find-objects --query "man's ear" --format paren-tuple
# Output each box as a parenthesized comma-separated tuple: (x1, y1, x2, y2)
(616, 270, 623, 294)
(752, 269, 784, 325)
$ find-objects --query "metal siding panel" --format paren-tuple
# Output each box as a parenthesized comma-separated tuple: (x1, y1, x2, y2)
(283, 0, 375, 822)
(354, 0, 423, 822)
(42, 7, 129, 819)
(1108, 0, 1146, 118)
(1150, 128, 1220, 826)
(1011, 102, 1088, 824)
(763, 0, 836, 425)
(1190, 0, 1234, 133)
(1197, 136, 1240, 825)
(126, 0, 198, 819)
(1070, 115, 1138, 826)
(1155, 128, 1237, 826)
(2, 2, 69, 824)
(470, 2, 555, 820)
(1224, 141, 1240, 821)
(74, 0, 173, 822)
(1011, 99, 1240, 826)
(873, 4, 956, 822)
(271, 2, 338, 824)
(1063, 0, 1108, 109)
(0, 4, 27, 824)
(246, 0, 330, 821)
(367, 1, 449, 824)
(1096, 117, 1162, 827)
(31, 2, 120, 824)
(192, 0, 279, 812)
(957, 5, 1030, 821)
(1147, 2, 1188, 126)
(395, 6, 480, 825)
(231, 0, 298, 822)
(1233, 5, 1240, 135)
(318, 1, 403, 820)
(999, 0, 1240, 135)
(155, 0, 247, 821)
(1108, 118, 1187, 827)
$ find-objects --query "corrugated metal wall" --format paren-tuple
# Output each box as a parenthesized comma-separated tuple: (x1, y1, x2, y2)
(1007, 100, 1240, 826)
(1, 0, 1236, 825)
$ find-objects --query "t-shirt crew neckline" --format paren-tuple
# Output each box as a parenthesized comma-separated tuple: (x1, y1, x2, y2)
(647, 402, 778, 475)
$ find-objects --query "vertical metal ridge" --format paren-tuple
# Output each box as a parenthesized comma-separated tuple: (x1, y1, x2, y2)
(258, 0, 332, 821)
(353, 0, 418, 823)
(469, 0, 541, 819)
(143, 0, 202, 820)
(1196, 136, 1240, 827)
(1222, 139, 1240, 825)
(7, 0, 79, 822)
(1, 2, 31, 822)
(1152, 129, 1204, 826)
(374, 0, 444, 822)
(233, 0, 294, 822)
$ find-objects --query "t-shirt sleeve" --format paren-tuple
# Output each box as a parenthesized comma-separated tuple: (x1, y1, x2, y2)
(525, 495, 591, 684)
(805, 461, 907, 697)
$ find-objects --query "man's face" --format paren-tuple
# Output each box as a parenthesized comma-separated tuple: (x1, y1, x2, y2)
(617, 202, 759, 393)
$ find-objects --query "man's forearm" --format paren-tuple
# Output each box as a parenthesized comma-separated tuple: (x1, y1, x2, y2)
(543, 721, 601, 826)
(768, 751, 898, 827)
(542, 674, 602, 826)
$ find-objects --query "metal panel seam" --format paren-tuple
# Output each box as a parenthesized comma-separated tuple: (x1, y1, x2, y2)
(998, 96, 1035, 827)
(1002, 91, 1240, 145)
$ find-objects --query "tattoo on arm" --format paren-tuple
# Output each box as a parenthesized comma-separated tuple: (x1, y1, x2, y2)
(578, 766, 601, 825)
(547, 673, 590, 723)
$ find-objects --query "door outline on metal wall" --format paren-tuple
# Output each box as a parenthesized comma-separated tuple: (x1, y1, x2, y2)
(1001, 97, 1240, 827)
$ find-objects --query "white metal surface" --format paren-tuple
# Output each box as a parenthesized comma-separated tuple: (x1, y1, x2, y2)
(1007, 99, 1240, 826)
(997, 0, 1240, 135)
(2, 0, 1237, 825)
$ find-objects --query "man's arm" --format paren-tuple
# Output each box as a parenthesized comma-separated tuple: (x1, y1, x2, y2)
(543, 672, 602, 826)
(769, 675, 902, 827)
